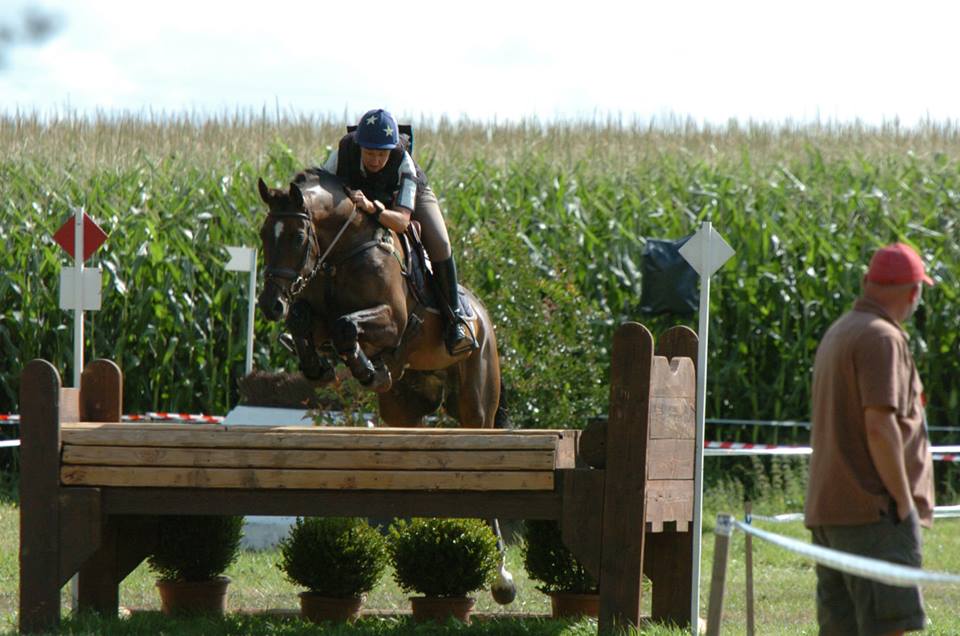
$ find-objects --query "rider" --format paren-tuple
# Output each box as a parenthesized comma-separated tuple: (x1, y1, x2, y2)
(320, 108, 476, 355)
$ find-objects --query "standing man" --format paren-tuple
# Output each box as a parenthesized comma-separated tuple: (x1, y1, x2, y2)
(805, 242, 935, 636)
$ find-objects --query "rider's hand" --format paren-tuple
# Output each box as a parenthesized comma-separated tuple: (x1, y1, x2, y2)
(347, 189, 374, 214)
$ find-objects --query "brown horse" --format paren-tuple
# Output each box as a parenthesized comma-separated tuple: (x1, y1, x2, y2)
(256, 168, 505, 429)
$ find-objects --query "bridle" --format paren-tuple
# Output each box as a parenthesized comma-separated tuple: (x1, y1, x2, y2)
(264, 205, 360, 299)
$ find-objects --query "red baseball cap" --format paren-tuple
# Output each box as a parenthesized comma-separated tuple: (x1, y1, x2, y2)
(866, 243, 934, 286)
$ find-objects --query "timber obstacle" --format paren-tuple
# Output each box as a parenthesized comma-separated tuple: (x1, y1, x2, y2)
(18, 322, 698, 634)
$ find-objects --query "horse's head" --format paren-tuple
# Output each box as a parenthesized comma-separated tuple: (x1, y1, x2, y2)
(256, 177, 320, 321)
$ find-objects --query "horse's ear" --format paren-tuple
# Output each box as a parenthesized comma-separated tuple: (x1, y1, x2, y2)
(288, 183, 305, 210)
(257, 178, 271, 204)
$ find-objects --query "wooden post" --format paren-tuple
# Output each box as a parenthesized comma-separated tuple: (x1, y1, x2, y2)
(705, 513, 735, 636)
(19, 360, 64, 634)
(745, 502, 755, 636)
(598, 322, 654, 633)
(644, 326, 698, 627)
(75, 360, 130, 618)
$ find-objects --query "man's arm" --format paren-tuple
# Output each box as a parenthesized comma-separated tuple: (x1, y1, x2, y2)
(864, 405, 914, 521)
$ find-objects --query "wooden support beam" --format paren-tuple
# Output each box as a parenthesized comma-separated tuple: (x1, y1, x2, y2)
(19, 360, 64, 634)
(598, 322, 654, 633)
(99, 487, 564, 519)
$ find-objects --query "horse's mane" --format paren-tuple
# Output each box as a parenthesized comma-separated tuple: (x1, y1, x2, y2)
(293, 167, 347, 196)
(284, 167, 352, 217)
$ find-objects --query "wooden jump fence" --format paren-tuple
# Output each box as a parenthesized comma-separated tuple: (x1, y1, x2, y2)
(19, 321, 698, 634)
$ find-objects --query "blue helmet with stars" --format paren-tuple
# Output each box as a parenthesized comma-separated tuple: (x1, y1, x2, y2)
(356, 108, 399, 149)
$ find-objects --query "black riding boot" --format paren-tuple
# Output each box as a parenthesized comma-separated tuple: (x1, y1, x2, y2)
(434, 255, 477, 355)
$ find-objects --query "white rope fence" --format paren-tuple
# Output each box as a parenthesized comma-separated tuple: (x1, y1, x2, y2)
(706, 510, 960, 636)
(733, 518, 960, 587)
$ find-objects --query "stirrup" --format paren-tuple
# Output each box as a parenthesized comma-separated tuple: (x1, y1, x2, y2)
(445, 320, 478, 355)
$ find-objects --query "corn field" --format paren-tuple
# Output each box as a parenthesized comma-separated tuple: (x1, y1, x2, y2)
(2, 113, 959, 449)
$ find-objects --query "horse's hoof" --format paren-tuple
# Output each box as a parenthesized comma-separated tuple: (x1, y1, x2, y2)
(365, 368, 393, 393)
(491, 566, 516, 605)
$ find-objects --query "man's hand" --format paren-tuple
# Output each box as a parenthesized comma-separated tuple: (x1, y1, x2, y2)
(347, 189, 375, 214)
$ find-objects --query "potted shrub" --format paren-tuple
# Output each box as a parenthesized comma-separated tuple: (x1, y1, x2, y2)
(148, 515, 244, 615)
(388, 518, 500, 624)
(522, 520, 599, 618)
(278, 517, 388, 623)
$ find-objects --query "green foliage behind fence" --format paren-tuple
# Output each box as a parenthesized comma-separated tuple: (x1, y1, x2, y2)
(2, 116, 959, 441)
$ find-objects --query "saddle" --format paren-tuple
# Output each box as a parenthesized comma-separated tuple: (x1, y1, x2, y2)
(399, 223, 477, 323)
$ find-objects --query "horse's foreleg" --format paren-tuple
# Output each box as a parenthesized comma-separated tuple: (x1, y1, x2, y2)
(286, 300, 335, 383)
(332, 304, 398, 392)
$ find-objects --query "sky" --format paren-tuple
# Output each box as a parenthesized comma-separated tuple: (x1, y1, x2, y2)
(2, 0, 960, 126)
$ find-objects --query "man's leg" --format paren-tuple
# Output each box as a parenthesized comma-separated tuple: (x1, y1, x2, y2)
(815, 514, 925, 636)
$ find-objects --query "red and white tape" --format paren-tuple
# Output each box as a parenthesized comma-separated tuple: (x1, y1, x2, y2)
(122, 413, 224, 424)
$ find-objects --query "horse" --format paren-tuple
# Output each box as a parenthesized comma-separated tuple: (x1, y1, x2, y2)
(255, 169, 515, 603)
(255, 169, 504, 428)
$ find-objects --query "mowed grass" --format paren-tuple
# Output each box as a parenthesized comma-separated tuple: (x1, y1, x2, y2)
(2, 481, 959, 635)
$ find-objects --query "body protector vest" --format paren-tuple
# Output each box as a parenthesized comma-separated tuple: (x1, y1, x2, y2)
(336, 132, 427, 210)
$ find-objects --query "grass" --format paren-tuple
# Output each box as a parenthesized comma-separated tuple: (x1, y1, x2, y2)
(2, 472, 959, 635)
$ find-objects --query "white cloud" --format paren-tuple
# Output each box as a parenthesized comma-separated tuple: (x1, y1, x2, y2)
(2, 0, 960, 124)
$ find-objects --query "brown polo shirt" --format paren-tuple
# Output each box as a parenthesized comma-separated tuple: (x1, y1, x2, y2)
(804, 297, 935, 528)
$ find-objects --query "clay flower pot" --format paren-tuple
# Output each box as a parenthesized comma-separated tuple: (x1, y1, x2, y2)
(299, 592, 364, 623)
(410, 596, 476, 624)
(156, 576, 230, 615)
(549, 591, 600, 619)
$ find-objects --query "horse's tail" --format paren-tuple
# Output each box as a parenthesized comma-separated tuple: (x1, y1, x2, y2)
(494, 378, 511, 429)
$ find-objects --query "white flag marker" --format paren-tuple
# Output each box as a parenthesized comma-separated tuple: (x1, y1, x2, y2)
(59, 268, 103, 310)
(678, 221, 734, 633)
(225, 246, 258, 375)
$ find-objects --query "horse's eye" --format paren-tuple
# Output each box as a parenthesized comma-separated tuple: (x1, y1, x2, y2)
(296, 231, 306, 243)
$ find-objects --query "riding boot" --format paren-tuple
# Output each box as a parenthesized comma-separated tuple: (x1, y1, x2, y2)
(433, 255, 477, 355)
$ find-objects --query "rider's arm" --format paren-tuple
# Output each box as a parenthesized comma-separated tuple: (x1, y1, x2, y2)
(349, 190, 411, 233)
(373, 201, 412, 234)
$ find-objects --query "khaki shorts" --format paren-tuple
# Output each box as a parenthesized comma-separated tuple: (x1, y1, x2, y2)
(810, 509, 925, 636)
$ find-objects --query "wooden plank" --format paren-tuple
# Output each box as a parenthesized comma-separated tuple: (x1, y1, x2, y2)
(648, 397, 696, 439)
(61, 425, 561, 451)
(650, 355, 696, 398)
(80, 360, 122, 422)
(60, 388, 80, 423)
(62, 466, 555, 491)
(646, 439, 695, 480)
(64, 422, 569, 435)
(59, 489, 102, 588)
(643, 529, 694, 626)
(61, 446, 559, 471)
(645, 480, 694, 532)
(655, 326, 699, 370)
(598, 322, 653, 633)
(20, 359, 64, 634)
(560, 469, 604, 581)
(99, 488, 563, 519)
(554, 431, 579, 469)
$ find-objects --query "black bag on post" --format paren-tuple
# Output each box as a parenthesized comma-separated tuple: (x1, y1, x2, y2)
(639, 235, 698, 316)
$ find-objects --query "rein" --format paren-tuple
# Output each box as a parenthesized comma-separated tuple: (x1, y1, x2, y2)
(265, 202, 399, 300)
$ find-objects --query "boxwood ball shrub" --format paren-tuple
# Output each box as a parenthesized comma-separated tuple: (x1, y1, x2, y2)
(148, 515, 244, 582)
(522, 520, 597, 594)
(278, 517, 388, 598)
(387, 518, 500, 598)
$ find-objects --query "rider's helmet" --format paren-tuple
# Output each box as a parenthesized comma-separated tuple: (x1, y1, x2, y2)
(356, 108, 399, 149)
